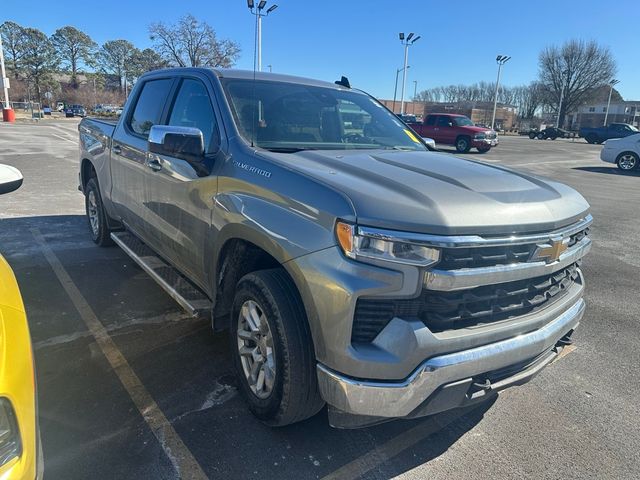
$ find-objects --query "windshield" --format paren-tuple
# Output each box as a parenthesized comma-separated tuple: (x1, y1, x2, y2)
(630, 125, 639, 132)
(453, 116, 474, 127)
(221, 79, 426, 152)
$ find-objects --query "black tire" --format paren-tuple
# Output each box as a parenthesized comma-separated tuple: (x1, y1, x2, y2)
(550, 136, 557, 140)
(85, 177, 114, 246)
(477, 146, 491, 154)
(528, 132, 536, 139)
(231, 268, 324, 426)
(455, 136, 471, 153)
(537, 132, 545, 140)
(616, 152, 639, 171)
(585, 134, 599, 144)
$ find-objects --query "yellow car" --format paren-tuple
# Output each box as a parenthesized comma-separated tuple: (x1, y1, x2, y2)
(0, 164, 42, 479)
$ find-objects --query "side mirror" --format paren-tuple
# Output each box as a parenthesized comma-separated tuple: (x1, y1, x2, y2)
(0, 164, 23, 195)
(149, 125, 205, 162)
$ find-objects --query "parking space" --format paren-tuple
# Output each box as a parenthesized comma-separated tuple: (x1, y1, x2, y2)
(1, 121, 639, 479)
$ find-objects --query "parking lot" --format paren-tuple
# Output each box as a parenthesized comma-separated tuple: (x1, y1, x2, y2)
(1, 119, 639, 479)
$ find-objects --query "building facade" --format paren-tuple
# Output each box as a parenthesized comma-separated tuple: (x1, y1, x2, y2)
(571, 101, 640, 129)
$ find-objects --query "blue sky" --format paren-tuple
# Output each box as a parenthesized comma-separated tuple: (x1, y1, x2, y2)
(3, 0, 640, 100)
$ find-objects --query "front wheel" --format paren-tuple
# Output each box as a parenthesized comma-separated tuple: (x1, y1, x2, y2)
(85, 178, 113, 247)
(455, 136, 471, 153)
(477, 146, 491, 154)
(616, 152, 639, 171)
(231, 269, 324, 426)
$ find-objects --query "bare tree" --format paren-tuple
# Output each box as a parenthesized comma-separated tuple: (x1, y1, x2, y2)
(538, 39, 616, 128)
(51, 26, 97, 88)
(512, 82, 544, 119)
(0, 21, 28, 78)
(149, 14, 240, 68)
(126, 48, 168, 86)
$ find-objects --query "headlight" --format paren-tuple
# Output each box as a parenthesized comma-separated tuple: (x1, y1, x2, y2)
(336, 222, 440, 266)
(474, 133, 486, 140)
(0, 398, 21, 466)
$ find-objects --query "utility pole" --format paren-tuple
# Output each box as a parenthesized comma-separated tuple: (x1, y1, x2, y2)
(556, 69, 568, 128)
(491, 55, 510, 130)
(398, 32, 420, 115)
(248, 0, 278, 72)
(603, 79, 619, 126)
(392, 66, 409, 113)
(0, 33, 10, 110)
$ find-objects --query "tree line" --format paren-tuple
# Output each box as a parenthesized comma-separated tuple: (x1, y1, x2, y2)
(414, 40, 619, 127)
(0, 14, 240, 106)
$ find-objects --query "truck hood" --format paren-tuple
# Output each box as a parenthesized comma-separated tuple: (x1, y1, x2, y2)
(262, 149, 589, 235)
(460, 125, 494, 134)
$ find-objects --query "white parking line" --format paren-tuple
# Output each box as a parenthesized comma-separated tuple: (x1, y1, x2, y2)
(51, 133, 78, 145)
(31, 228, 208, 480)
(320, 408, 467, 480)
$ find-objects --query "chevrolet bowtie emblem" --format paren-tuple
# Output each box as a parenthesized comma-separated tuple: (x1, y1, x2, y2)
(530, 237, 569, 263)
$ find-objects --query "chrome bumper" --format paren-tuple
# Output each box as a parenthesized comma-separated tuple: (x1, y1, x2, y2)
(317, 298, 584, 418)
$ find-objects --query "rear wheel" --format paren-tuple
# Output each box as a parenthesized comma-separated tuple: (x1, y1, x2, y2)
(231, 269, 324, 426)
(85, 178, 113, 247)
(528, 132, 536, 139)
(616, 152, 639, 171)
(455, 136, 471, 153)
(537, 132, 545, 140)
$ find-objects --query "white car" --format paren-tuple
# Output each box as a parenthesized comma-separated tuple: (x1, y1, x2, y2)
(600, 133, 640, 171)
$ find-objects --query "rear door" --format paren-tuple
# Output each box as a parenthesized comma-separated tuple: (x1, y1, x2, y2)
(142, 74, 224, 288)
(110, 77, 175, 237)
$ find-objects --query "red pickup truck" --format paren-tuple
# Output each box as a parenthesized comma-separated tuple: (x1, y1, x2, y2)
(408, 113, 498, 153)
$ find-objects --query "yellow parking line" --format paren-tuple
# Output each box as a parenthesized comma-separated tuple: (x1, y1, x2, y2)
(31, 228, 208, 480)
(320, 408, 467, 480)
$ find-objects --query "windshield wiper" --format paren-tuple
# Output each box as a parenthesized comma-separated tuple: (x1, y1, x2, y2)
(261, 146, 318, 153)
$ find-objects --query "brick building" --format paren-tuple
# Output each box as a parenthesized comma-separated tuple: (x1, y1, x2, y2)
(377, 99, 517, 130)
(570, 101, 640, 130)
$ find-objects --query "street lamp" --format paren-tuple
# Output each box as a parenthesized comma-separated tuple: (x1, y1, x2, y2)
(247, 0, 278, 72)
(556, 69, 568, 128)
(399, 32, 420, 115)
(392, 65, 409, 113)
(491, 55, 510, 130)
(603, 79, 620, 126)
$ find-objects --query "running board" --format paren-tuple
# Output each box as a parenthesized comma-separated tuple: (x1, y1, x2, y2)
(110, 231, 212, 317)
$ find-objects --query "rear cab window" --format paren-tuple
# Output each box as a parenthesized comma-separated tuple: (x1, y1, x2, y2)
(128, 78, 174, 137)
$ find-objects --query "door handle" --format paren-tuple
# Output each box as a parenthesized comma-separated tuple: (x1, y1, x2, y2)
(113, 144, 122, 155)
(147, 159, 162, 172)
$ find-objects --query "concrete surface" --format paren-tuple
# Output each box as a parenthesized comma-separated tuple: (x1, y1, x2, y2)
(0, 120, 638, 479)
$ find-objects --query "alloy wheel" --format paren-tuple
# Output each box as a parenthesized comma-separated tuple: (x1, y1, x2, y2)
(237, 300, 276, 399)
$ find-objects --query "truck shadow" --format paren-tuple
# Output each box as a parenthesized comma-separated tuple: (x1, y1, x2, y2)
(1, 214, 497, 480)
(573, 166, 640, 177)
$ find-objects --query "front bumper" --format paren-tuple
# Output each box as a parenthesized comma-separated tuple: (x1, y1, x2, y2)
(472, 137, 498, 148)
(600, 148, 616, 164)
(317, 297, 584, 420)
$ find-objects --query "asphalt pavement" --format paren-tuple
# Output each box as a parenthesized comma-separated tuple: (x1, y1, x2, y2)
(0, 120, 638, 479)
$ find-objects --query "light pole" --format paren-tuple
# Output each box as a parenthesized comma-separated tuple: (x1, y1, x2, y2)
(0, 33, 10, 110)
(248, 0, 278, 72)
(603, 79, 619, 126)
(491, 55, 510, 130)
(556, 69, 568, 128)
(398, 32, 420, 115)
(392, 65, 409, 113)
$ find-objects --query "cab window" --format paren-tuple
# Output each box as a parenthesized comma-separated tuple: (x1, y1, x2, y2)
(436, 116, 452, 127)
(425, 115, 437, 126)
(168, 79, 219, 153)
(129, 79, 173, 137)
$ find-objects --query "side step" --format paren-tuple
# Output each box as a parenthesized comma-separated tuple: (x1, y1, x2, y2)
(111, 231, 212, 317)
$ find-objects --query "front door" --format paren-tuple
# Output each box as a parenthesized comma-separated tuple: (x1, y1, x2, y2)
(141, 76, 223, 288)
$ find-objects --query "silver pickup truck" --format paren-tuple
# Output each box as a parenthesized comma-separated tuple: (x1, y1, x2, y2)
(79, 68, 591, 428)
